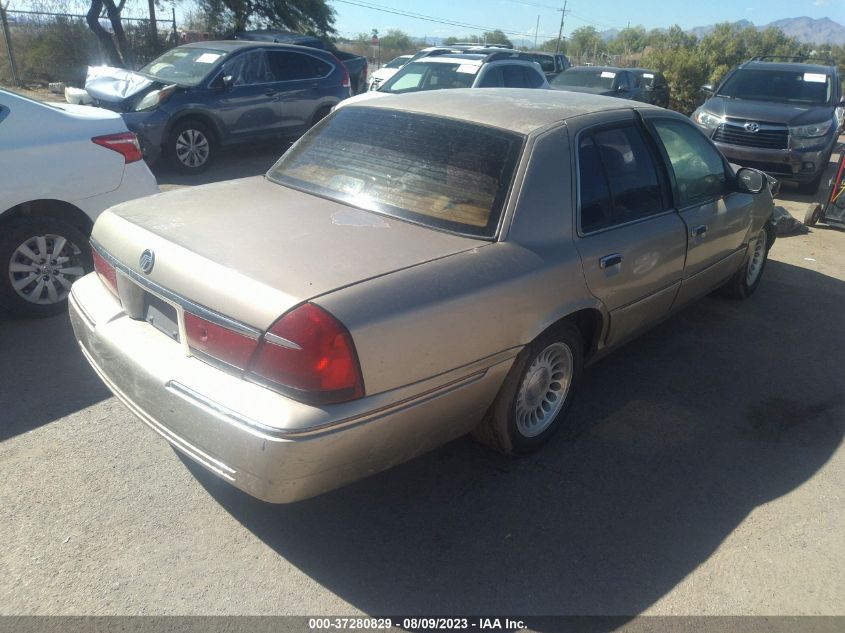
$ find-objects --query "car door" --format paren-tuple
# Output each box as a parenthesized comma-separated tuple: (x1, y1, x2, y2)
(265, 50, 333, 136)
(572, 114, 688, 346)
(642, 114, 754, 306)
(209, 49, 282, 141)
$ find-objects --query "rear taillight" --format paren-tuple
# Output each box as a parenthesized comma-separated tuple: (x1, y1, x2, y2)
(184, 312, 259, 370)
(92, 132, 143, 164)
(333, 56, 352, 93)
(248, 303, 364, 405)
(91, 245, 118, 296)
(360, 61, 368, 87)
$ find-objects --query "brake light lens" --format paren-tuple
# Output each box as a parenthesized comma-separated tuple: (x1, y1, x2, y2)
(184, 312, 259, 370)
(91, 245, 118, 296)
(92, 132, 143, 164)
(248, 303, 364, 404)
(334, 56, 352, 93)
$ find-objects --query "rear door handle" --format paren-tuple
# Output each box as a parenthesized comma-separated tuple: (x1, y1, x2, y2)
(599, 253, 623, 269)
(691, 224, 708, 237)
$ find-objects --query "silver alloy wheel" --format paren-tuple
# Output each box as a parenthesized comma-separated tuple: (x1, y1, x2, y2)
(175, 128, 210, 168)
(8, 234, 85, 305)
(745, 228, 768, 286)
(515, 342, 574, 438)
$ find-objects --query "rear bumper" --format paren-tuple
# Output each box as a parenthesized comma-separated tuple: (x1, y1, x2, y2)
(68, 273, 513, 503)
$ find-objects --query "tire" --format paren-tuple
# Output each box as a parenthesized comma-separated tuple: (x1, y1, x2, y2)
(311, 106, 332, 128)
(721, 224, 774, 300)
(804, 203, 823, 227)
(0, 217, 93, 318)
(167, 119, 216, 174)
(472, 322, 583, 455)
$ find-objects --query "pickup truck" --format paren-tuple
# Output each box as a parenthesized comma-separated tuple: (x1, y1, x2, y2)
(232, 30, 368, 94)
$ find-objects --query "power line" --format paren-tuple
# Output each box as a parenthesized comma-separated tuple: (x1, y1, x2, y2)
(331, 0, 557, 40)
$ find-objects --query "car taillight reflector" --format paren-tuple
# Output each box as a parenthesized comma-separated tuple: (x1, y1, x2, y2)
(91, 245, 118, 296)
(184, 312, 259, 370)
(334, 56, 352, 91)
(248, 303, 364, 404)
(92, 132, 143, 164)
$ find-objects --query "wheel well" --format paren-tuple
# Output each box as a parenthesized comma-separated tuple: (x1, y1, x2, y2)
(546, 308, 603, 360)
(166, 113, 221, 146)
(0, 200, 93, 236)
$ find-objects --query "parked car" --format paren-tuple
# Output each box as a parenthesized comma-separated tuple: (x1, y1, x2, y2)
(367, 55, 413, 91)
(692, 57, 843, 193)
(0, 89, 158, 317)
(231, 30, 369, 95)
(525, 51, 571, 81)
(551, 66, 651, 103)
(336, 50, 548, 110)
(629, 68, 670, 108)
(80, 41, 351, 174)
(69, 89, 775, 503)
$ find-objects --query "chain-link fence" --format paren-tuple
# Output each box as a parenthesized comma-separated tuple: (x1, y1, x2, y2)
(0, 5, 176, 87)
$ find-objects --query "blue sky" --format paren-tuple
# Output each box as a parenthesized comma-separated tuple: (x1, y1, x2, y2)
(328, 0, 844, 42)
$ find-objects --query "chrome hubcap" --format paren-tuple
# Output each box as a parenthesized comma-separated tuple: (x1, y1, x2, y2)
(175, 129, 210, 168)
(8, 234, 85, 305)
(746, 228, 767, 286)
(515, 342, 573, 438)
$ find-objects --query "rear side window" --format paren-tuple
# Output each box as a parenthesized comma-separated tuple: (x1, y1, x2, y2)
(268, 51, 332, 81)
(578, 124, 665, 233)
(523, 67, 545, 88)
(651, 119, 728, 206)
(268, 107, 523, 238)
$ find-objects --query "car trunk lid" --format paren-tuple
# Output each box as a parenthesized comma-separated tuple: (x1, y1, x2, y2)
(92, 176, 484, 330)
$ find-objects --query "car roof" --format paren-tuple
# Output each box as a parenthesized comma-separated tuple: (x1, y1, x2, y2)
(739, 60, 833, 74)
(414, 54, 485, 64)
(566, 66, 623, 73)
(177, 40, 317, 52)
(344, 88, 664, 135)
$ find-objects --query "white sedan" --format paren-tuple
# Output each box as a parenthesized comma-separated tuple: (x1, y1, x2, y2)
(0, 89, 158, 317)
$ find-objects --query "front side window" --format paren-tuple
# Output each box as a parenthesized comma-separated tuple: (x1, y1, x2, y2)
(268, 108, 523, 238)
(651, 119, 728, 207)
(717, 69, 832, 106)
(221, 51, 271, 86)
(140, 46, 229, 86)
(578, 124, 665, 233)
(381, 62, 477, 93)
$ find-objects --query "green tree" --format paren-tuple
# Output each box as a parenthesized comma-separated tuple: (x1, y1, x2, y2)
(196, 0, 336, 35)
(568, 26, 606, 62)
(608, 26, 647, 55)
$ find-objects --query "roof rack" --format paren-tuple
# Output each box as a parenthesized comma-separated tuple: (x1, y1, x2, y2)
(483, 50, 536, 63)
(749, 55, 835, 66)
(451, 42, 513, 50)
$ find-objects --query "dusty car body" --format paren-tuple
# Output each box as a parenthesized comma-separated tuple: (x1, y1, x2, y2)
(69, 89, 775, 503)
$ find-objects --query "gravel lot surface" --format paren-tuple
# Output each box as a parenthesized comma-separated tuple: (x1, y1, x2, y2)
(1, 140, 844, 617)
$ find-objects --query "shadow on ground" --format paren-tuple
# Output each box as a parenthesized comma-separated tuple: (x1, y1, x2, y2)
(153, 141, 290, 189)
(180, 257, 845, 616)
(0, 313, 110, 441)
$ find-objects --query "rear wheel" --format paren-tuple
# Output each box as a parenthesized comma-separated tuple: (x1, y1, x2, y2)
(0, 217, 92, 318)
(473, 323, 583, 454)
(168, 119, 215, 174)
(311, 106, 332, 128)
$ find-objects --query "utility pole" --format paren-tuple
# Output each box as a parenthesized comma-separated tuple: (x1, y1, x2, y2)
(534, 15, 539, 50)
(555, 0, 568, 54)
(0, 1, 19, 87)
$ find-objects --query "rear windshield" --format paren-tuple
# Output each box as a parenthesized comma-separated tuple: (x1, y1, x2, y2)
(529, 54, 556, 73)
(140, 47, 228, 85)
(380, 61, 478, 93)
(553, 69, 615, 89)
(717, 69, 832, 106)
(267, 107, 523, 238)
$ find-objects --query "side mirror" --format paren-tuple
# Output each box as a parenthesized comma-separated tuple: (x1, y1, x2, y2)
(617, 85, 629, 93)
(736, 167, 765, 194)
(701, 84, 715, 95)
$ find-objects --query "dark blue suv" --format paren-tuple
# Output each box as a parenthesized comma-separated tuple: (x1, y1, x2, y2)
(89, 41, 351, 173)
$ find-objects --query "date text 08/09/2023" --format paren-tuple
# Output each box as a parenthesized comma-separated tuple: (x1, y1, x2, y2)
(307, 618, 528, 630)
